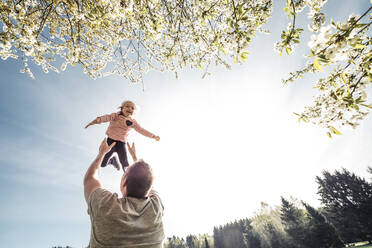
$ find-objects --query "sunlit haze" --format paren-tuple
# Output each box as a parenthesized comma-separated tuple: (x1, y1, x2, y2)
(0, 1, 371, 248)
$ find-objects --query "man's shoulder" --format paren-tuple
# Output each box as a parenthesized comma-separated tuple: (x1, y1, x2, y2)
(148, 190, 164, 211)
(93, 188, 119, 202)
(149, 189, 160, 198)
(88, 188, 117, 215)
(90, 187, 110, 197)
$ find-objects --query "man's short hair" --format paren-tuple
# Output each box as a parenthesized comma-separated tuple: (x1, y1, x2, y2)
(125, 160, 154, 198)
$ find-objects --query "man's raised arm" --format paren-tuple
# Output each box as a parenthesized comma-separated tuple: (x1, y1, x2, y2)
(83, 138, 116, 203)
(126, 142, 158, 198)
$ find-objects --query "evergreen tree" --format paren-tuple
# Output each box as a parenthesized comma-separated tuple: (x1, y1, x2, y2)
(186, 234, 199, 248)
(198, 234, 212, 248)
(204, 237, 210, 248)
(316, 168, 372, 243)
(164, 236, 187, 248)
(302, 202, 344, 248)
(213, 227, 223, 248)
(251, 202, 292, 248)
(241, 219, 261, 248)
(280, 197, 308, 248)
(222, 221, 246, 248)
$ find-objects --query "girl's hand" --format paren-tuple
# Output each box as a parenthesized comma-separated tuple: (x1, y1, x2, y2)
(85, 122, 93, 129)
(85, 118, 99, 129)
(154, 136, 160, 141)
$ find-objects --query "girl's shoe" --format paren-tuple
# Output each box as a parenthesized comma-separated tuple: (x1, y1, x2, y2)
(108, 157, 120, 171)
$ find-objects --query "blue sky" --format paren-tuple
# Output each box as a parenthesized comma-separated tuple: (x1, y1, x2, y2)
(0, 1, 371, 247)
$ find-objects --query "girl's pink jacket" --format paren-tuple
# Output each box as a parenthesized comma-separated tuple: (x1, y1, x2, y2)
(97, 112, 155, 142)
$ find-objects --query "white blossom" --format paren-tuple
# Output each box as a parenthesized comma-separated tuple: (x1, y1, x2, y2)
(0, 0, 370, 134)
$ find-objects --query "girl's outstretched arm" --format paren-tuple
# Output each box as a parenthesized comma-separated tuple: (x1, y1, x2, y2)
(85, 117, 100, 128)
(132, 120, 160, 141)
(85, 113, 118, 129)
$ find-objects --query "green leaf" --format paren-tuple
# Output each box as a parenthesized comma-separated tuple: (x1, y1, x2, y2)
(302, 116, 309, 123)
(354, 23, 367, 28)
(360, 103, 372, 108)
(355, 96, 363, 104)
(285, 47, 291, 55)
(240, 51, 249, 62)
(314, 58, 323, 72)
(341, 72, 347, 83)
(327, 132, 332, 138)
(331, 81, 338, 87)
(329, 126, 342, 135)
(353, 43, 367, 49)
(219, 47, 226, 55)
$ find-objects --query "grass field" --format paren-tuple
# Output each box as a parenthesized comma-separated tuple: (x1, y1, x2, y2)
(346, 242, 372, 248)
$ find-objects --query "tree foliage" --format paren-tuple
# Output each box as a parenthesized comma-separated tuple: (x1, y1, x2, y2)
(186, 234, 200, 248)
(316, 168, 372, 243)
(164, 235, 187, 248)
(213, 220, 249, 248)
(280, 197, 344, 248)
(280, 197, 307, 248)
(0, 0, 272, 82)
(164, 234, 212, 248)
(251, 202, 292, 248)
(0, 0, 371, 133)
(282, 3, 372, 135)
(302, 202, 344, 248)
(163, 167, 371, 248)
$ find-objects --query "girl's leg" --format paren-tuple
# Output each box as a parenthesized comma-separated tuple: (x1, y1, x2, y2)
(108, 154, 121, 170)
(100, 137, 117, 167)
(116, 141, 129, 172)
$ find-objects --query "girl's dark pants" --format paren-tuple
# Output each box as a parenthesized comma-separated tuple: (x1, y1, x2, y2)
(100, 137, 129, 172)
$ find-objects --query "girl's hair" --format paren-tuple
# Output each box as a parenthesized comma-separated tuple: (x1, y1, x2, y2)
(118, 100, 137, 110)
(118, 100, 141, 114)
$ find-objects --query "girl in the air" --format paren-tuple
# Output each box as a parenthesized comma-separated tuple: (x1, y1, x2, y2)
(85, 100, 160, 171)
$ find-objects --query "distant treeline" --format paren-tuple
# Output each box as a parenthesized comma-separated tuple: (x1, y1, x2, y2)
(164, 167, 372, 248)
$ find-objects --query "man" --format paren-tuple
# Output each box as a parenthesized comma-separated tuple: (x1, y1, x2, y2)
(84, 138, 165, 248)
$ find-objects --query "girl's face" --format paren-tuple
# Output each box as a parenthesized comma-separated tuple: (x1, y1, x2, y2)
(121, 101, 135, 117)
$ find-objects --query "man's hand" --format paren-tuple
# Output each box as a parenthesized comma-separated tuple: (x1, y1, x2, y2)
(99, 138, 116, 156)
(127, 142, 137, 162)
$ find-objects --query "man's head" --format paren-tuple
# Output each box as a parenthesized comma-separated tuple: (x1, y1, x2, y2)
(120, 160, 154, 198)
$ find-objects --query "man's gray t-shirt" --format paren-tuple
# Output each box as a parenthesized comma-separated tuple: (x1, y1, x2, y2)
(88, 188, 164, 248)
